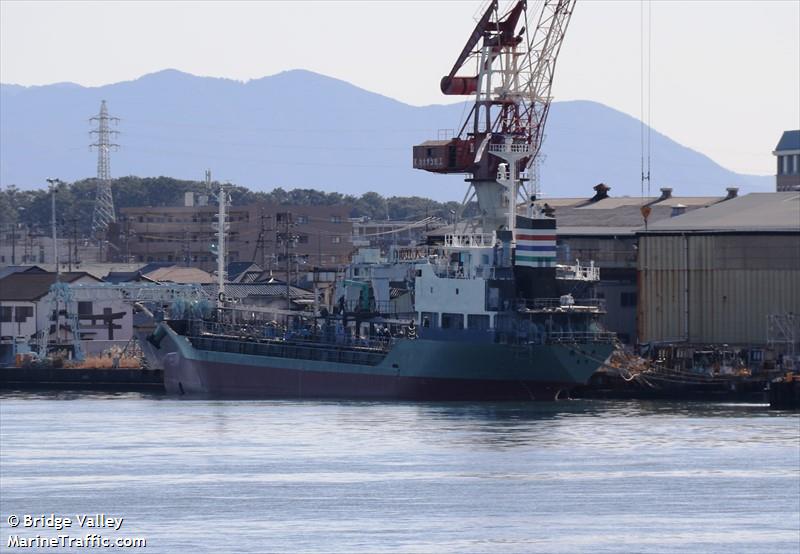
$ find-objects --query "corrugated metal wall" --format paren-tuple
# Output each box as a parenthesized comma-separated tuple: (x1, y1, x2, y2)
(638, 234, 800, 344)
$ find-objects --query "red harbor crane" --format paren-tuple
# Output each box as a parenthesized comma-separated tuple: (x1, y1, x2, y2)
(413, 0, 576, 234)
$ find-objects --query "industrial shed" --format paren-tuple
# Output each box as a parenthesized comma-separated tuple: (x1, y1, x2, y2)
(637, 192, 800, 346)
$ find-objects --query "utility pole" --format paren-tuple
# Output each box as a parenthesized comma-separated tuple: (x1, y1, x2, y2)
(183, 229, 190, 267)
(65, 219, 72, 272)
(276, 212, 295, 300)
(10, 222, 16, 265)
(252, 209, 273, 268)
(214, 182, 229, 310)
(46, 178, 61, 278)
(123, 217, 129, 263)
(72, 218, 79, 269)
(90, 100, 119, 240)
(64, 217, 78, 271)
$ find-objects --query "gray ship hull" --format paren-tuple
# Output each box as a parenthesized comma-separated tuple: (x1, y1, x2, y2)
(146, 323, 614, 400)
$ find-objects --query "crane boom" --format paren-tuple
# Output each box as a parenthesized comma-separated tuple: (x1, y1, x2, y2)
(412, 0, 576, 233)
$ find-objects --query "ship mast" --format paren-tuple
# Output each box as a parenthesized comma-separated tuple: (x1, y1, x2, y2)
(214, 182, 229, 310)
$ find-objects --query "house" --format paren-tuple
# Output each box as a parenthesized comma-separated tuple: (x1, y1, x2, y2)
(226, 262, 263, 283)
(0, 271, 135, 363)
(140, 265, 215, 284)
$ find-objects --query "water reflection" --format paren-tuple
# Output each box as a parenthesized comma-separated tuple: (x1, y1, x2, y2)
(1, 393, 797, 554)
(0, 389, 165, 401)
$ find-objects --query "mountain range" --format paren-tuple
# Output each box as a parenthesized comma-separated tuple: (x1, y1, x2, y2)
(0, 69, 772, 201)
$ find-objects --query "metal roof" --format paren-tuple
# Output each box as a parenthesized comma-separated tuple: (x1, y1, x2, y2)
(654, 196, 721, 207)
(642, 192, 800, 233)
(557, 226, 640, 237)
(416, 140, 452, 146)
(0, 265, 48, 280)
(775, 130, 800, 152)
(143, 266, 216, 284)
(203, 282, 313, 300)
(227, 262, 262, 282)
(0, 272, 100, 301)
(575, 197, 655, 210)
(537, 197, 585, 207)
(103, 271, 156, 284)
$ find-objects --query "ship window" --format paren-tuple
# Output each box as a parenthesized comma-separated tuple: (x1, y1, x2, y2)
(468, 314, 490, 330)
(421, 312, 438, 328)
(494, 314, 515, 332)
(78, 302, 93, 315)
(487, 287, 500, 310)
(1, 306, 12, 322)
(456, 288, 459, 295)
(620, 292, 637, 307)
(441, 313, 464, 330)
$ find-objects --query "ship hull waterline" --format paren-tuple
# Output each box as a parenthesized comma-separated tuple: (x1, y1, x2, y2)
(147, 324, 614, 401)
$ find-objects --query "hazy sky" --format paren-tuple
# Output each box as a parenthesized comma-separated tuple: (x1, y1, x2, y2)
(2, 0, 798, 176)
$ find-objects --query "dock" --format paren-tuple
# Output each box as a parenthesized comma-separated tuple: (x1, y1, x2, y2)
(769, 376, 800, 410)
(0, 366, 163, 392)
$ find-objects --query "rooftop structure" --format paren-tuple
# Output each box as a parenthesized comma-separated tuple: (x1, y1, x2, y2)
(772, 130, 800, 192)
(0, 272, 100, 301)
(643, 192, 800, 233)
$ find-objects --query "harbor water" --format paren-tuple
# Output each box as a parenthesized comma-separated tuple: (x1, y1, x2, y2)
(1, 392, 798, 553)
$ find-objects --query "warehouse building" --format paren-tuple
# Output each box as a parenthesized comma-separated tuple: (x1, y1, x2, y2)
(549, 184, 730, 344)
(637, 192, 800, 349)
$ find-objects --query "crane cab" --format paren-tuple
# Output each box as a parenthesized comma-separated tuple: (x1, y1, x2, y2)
(412, 138, 475, 174)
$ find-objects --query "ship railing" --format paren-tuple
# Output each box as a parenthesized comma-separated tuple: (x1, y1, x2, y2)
(191, 335, 390, 366)
(518, 297, 606, 312)
(488, 143, 531, 154)
(431, 262, 511, 280)
(338, 299, 404, 316)
(190, 320, 399, 353)
(555, 260, 600, 282)
(545, 331, 617, 344)
(443, 233, 496, 248)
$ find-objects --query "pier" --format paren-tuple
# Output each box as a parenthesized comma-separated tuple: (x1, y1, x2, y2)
(0, 366, 163, 392)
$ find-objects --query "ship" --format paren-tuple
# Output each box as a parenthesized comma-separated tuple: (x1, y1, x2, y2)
(140, 0, 617, 399)
(141, 222, 615, 400)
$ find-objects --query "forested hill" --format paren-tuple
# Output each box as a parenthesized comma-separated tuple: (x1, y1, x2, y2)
(0, 177, 469, 236)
